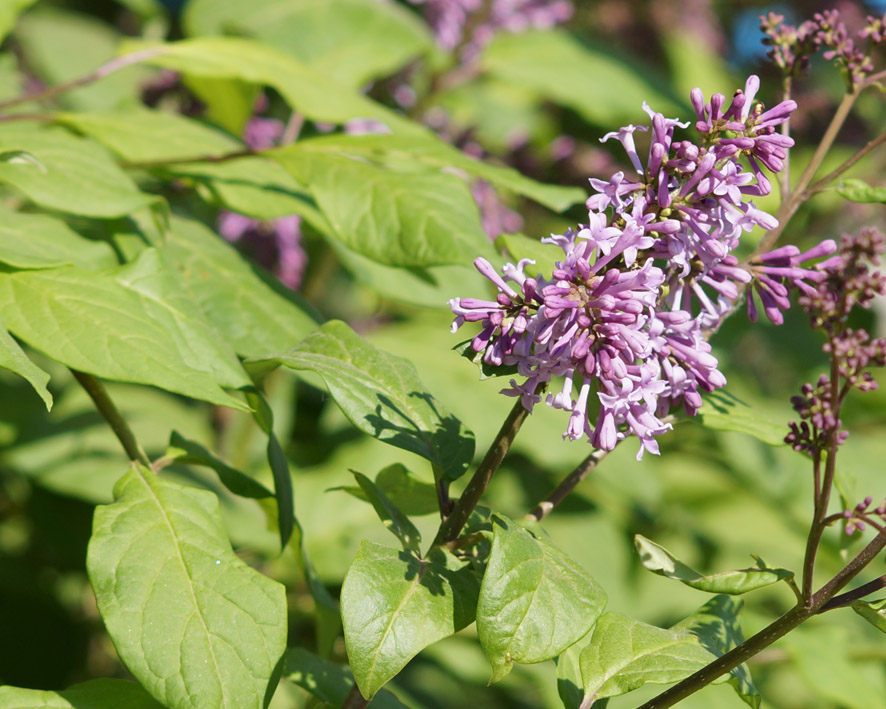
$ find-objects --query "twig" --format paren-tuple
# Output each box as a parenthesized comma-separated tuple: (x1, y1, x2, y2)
(0, 48, 164, 113)
(341, 683, 369, 709)
(805, 130, 886, 196)
(818, 573, 886, 611)
(71, 370, 152, 467)
(119, 147, 257, 170)
(432, 396, 532, 547)
(525, 450, 607, 522)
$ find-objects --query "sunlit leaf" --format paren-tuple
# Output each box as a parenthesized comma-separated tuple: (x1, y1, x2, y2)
(836, 178, 886, 204)
(0, 679, 164, 709)
(851, 598, 886, 634)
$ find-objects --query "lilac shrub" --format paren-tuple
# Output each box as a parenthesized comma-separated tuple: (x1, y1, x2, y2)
(449, 77, 835, 459)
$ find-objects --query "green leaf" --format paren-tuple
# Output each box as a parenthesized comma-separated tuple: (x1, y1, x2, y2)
(0, 253, 250, 410)
(341, 541, 480, 698)
(351, 471, 422, 554)
(15, 9, 150, 111)
(55, 109, 242, 163)
(0, 125, 156, 217)
(477, 515, 607, 683)
(336, 463, 439, 516)
(0, 679, 164, 709)
(283, 648, 408, 708)
(273, 132, 584, 212)
(119, 36, 422, 134)
(0, 206, 117, 269)
(481, 30, 681, 127)
(165, 156, 323, 223)
(183, 76, 258, 136)
(556, 631, 590, 709)
(634, 535, 794, 595)
(161, 216, 320, 358)
(852, 598, 886, 633)
(579, 613, 716, 704)
(673, 595, 760, 708)
(695, 390, 788, 447)
(246, 320, 475, 481)
(186, 0, 435, 90)
(0, 0, 37, 44)
(244, 388, 295, 549)
(167, 430, 272, 499)
(0, 320, 52, 410)
(836, 178, 886, 204)
(277, 150, 492, 268)
(87, 465, 287, 709)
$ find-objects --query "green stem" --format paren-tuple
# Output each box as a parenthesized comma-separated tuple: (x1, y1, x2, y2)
(0, 47, 163, 113)
(71, 370, 152, 467)
(433, 397, 531, 547)
(638, 530, 886, 709)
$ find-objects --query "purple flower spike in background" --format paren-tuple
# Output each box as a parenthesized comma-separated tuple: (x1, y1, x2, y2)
(450, 76, 838, 458)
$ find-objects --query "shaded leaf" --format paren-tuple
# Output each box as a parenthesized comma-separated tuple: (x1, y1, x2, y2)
(87, 465, 287, 709)
(481, 30, 680, 127)
(851, 598, 886, 634)
(477, 515, 606, 683)
(283, 648, 408, 708)
(351, 471, 422, 553)
(635, 535, 794, 595)
(341, 541, 479, 698)
(167, 430, 272, 499)
(336, 463, 439, 516)
(836, 178, 886, 204)
(579, 613, 716, 704)
(277, 150, 492, 268)
(0, 679, 164, 709)
(0, 206, 117, 269)
(0, 0, 37, 44)
(673, 595, 760, 708)
(0, 125, 155, 217)
(247, 320, 474, 481)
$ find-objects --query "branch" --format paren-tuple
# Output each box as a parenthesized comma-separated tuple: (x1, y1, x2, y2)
(341, 683, 368, 709)
(805, 130, 886, 196)
(525, 449, 607, 522)
(0, 48, 163, 112)
(818, 573, 886, 611)
(433, 396, 531, 547)
(71, 370, 152, 467)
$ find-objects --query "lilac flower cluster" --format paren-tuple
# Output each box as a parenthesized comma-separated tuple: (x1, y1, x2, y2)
(762, 9, 886, 88)
(842, 496, 886, 536)
(785, 228, 886, 456)
(407, 0, 573, 61)
(450, 77, 838, 459)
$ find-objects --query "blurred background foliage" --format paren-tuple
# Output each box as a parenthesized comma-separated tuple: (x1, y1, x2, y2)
(0, 0, 885, 707)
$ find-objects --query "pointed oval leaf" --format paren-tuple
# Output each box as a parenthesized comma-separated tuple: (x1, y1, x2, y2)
(86, 466, 287, 709)
(477, 515, 607, 683)
(851, 598, 886, 634)
(579, 612, 717, 704)
(0, 255, 249, 410)
(695, 390, 787, 447)
(247, 320, 474, 481)
(341, 541, 479, 698)
(351, 471, 422, 553)
(0, 320, 52, 409)
(0, 679, 164, 709)
(635, 535, 793, 595)
(278, 150, 493, 268)
(0, 125, 155, 217)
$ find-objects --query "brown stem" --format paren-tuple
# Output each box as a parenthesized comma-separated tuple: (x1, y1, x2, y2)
(432, 397, 531, 547)
(71, 370, 152, 467)
(0, 48, 163, 112)
(819, 573, 886, 611)
(805, 130, 886, 196)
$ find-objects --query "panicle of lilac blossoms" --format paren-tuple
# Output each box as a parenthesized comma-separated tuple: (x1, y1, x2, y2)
(407, 0, 572, 62)
(784, 229, 886, 456)
(842, 495, 886, 536)
(450, 77, 816, 459)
